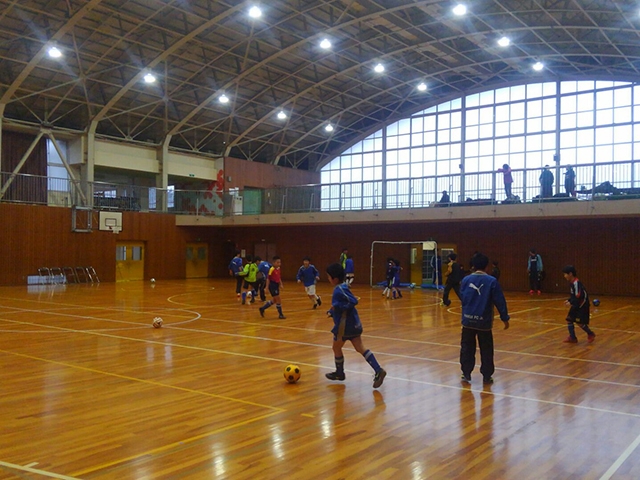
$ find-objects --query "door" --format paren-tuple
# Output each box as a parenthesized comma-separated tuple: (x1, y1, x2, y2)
(116, 242, 145, 282)
(254, 243, 277, 262)
(186, 243, 209, 278)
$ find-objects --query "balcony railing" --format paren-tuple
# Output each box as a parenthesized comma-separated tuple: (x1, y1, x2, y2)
(1, 161, 639, 216)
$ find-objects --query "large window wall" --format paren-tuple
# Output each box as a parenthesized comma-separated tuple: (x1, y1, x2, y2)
(321, 80, 639, 211)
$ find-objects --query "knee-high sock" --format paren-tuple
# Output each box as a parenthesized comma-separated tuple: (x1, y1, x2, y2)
(276, 305, 283, 316)
(579, 323, 594, 336)
(567, 323, 576, 338)
(335, 356, 344, 374)
(362, 349, 381, 372)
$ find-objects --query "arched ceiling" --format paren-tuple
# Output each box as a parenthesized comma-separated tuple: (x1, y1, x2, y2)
(1, 0, 639, 171)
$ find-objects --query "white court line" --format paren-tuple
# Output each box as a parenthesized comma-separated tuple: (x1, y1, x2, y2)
(0, 460, 78, 479)
(599, 431, 640, 480)
(3, 317, 640, 418)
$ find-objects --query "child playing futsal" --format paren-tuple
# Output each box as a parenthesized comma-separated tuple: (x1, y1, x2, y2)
(325, 263, 387, 389)
(562, 265, 595, 344)
(259, 256, 286, 319)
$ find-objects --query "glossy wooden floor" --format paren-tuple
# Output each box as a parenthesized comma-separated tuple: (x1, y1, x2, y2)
(0, 280, 639, 480)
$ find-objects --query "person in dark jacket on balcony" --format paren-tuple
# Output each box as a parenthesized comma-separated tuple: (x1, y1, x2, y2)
(459, 252, 510, 385)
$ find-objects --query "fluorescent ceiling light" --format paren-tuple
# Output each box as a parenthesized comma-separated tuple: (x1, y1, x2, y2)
(374, 63, 385, 73)
(48, 46, 62, 58)
(249, 6, 262, 18)
(320, 38, 331, 49)
(452, 4, 467, 16)
(277, 111, 287, 120)
(498, 36, 510, 47)
(325, 124, 334, 132)
(143, 73, 156, 84)
(417, 82, 427, 92)
(532, 61, 544, 71)
(219, 94, 230, 104)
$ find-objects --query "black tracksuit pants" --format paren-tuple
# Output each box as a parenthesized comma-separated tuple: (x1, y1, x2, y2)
(460, 327, 495, 380)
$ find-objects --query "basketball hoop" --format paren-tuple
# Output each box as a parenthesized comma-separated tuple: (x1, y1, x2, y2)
(108, 226, 121, 234)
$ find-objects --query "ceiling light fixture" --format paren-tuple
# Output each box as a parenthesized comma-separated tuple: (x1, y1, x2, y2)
(498, 36, 510, 47)
(143, 73, 156, 84)
(417, 82, 427, 92)
(374, 63, 385, 73)
(48, 46, 62, 58)
(325, 124, 334, 132)
(532, 61, 544, 71)
(219, 94, 230, 104)
(249, 6, 262, 18)
(320, 38, 332, 49)
(277, 111, 287, 120)
(452, 4, 467, 16)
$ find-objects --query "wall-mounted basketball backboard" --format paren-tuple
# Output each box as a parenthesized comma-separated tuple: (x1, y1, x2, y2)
(99, 211, 123, 234)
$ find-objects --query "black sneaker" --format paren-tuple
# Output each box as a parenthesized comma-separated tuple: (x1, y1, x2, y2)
(278, 315, 287, 319)
(241, 298, 246, 305)
(483, 377, 494, 384)
(325, 371, 346, 381)
(460, 374, 471, 384)
(373, 369, 387, 388)
(250, 296, 255, 304)
(317, 297, 322, 306)
(259, 307, 265, 318)
(313, 303, 318, 309)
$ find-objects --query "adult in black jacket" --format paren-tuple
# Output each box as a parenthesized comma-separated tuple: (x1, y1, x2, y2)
(442, 253, 464, 307)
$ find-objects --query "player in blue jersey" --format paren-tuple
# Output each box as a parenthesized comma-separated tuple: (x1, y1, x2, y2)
(459, 252, 510, 385)
(296, 256, 322, 309)
(344, 254, 355, 285)
(325, 263, 386, 389)
(228, 250, 244, 298)
(256, 256, 271, 301)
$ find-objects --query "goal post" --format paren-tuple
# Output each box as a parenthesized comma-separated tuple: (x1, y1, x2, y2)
(370, 240, 439, 288)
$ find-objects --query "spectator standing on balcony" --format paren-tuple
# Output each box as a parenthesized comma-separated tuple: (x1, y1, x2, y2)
(539, 165, 554, 198)
(439, 190, 450, 204)
(564, 166, 577, 197)
(497, 164, 513, 200)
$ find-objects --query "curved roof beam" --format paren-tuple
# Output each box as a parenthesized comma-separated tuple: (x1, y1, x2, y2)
(168, 0, 445, 149)
(0, 0, 103, 110)
(248, 18, 640, 165)
(88, 4, 246, 134)
(273, 50, 584, 164)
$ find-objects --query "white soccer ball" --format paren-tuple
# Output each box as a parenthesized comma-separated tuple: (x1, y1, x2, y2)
(409, 283, 416, 289)
(152, 317, 163, 328)
(150, 278, 156, 283)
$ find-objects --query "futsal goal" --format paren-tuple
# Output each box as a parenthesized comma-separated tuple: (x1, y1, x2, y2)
(369, 240, 439, 289)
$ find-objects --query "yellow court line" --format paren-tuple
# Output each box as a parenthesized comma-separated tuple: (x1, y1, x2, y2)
(71, 410, 282, 477)
(0, 348, 284, 413)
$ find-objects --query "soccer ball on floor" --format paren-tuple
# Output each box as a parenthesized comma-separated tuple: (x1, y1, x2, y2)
(152, 317, 163, 328)
(592, 299, 600, 307)
(150, 278, 156, 283)
(409, 283, 416, 289)
(284, 364, 301, 383)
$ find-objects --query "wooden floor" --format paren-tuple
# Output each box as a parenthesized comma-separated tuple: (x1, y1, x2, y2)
(0, 279, 639, 479)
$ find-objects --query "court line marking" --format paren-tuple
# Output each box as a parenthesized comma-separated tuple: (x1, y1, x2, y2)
(71, 410, 281, 477)
(3, 309, 640, 368)
(0, 348, 284, 413)
(0, 460, 78, 479)
(6, 314, 634, 390)
(2, 315, 640, 405)
(599, 430, 640, 480)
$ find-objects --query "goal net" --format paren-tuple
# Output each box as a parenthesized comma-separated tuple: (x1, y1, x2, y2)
(369, 240, 439, 288)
